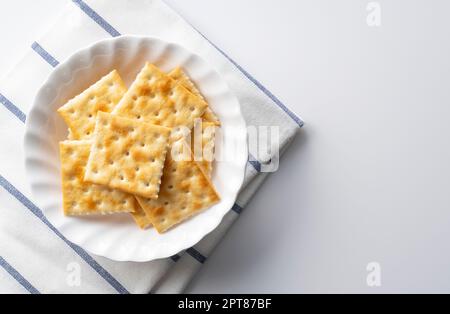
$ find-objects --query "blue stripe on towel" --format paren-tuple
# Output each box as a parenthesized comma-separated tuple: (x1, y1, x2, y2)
(31, 42, 59, 68)
(0, 256, 40, 294)
(0, 93, 26, 123)
(248, 160, 261, 172)
(248, 153, 262, 172)
(186, 248, 207, 264)
(0, 175, 130, 294)
(72, 0, 121, 37)
(231, 203, 243, 214)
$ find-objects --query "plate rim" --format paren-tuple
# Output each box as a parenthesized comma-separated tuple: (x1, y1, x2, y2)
(24, 35, 248, 262)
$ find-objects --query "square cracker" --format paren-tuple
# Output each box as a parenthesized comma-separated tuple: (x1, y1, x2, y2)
(169, 67, 221, 126)
(57, 70, 127, 140)
(112, 63, 208, 138)
(136, 154, 220, 233)
(84, 112, 171, 199)
(60, 141, 136, 216)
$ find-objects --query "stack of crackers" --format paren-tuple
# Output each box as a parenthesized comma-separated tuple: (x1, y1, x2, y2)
(57, 63, 221, 233)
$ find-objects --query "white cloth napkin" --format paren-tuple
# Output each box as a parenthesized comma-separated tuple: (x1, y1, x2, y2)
(0, 0, 303, 294)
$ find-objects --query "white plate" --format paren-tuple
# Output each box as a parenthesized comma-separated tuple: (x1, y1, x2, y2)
(24, 36, 248, 262)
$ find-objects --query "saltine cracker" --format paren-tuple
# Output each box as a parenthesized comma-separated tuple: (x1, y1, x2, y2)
(113, 63, 208, 141)
(84, 112, 171, 199)
(137, 155, 220, 233)
(57, 70, 127, 140)
(60, 140, 136, 216)
(169, 67, 221, 126)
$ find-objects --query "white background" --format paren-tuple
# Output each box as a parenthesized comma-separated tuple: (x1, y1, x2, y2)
(1, 0, 450, 293)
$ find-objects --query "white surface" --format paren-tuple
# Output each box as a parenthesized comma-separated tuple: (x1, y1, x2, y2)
(1, 0, 450, 293)
(24, 35, 248, 262)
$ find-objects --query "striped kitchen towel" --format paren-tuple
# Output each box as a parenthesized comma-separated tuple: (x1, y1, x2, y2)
(0, 0, 303, 294)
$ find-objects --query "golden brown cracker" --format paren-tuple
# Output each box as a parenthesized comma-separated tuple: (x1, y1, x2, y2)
(60, 140, 136, 216)
(84, 112, 171, 199)
(169, 67, 221, 126)
(136, 155, 220, 233)
(57, 70, 127, 140)
(113, 63, 208, 140)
